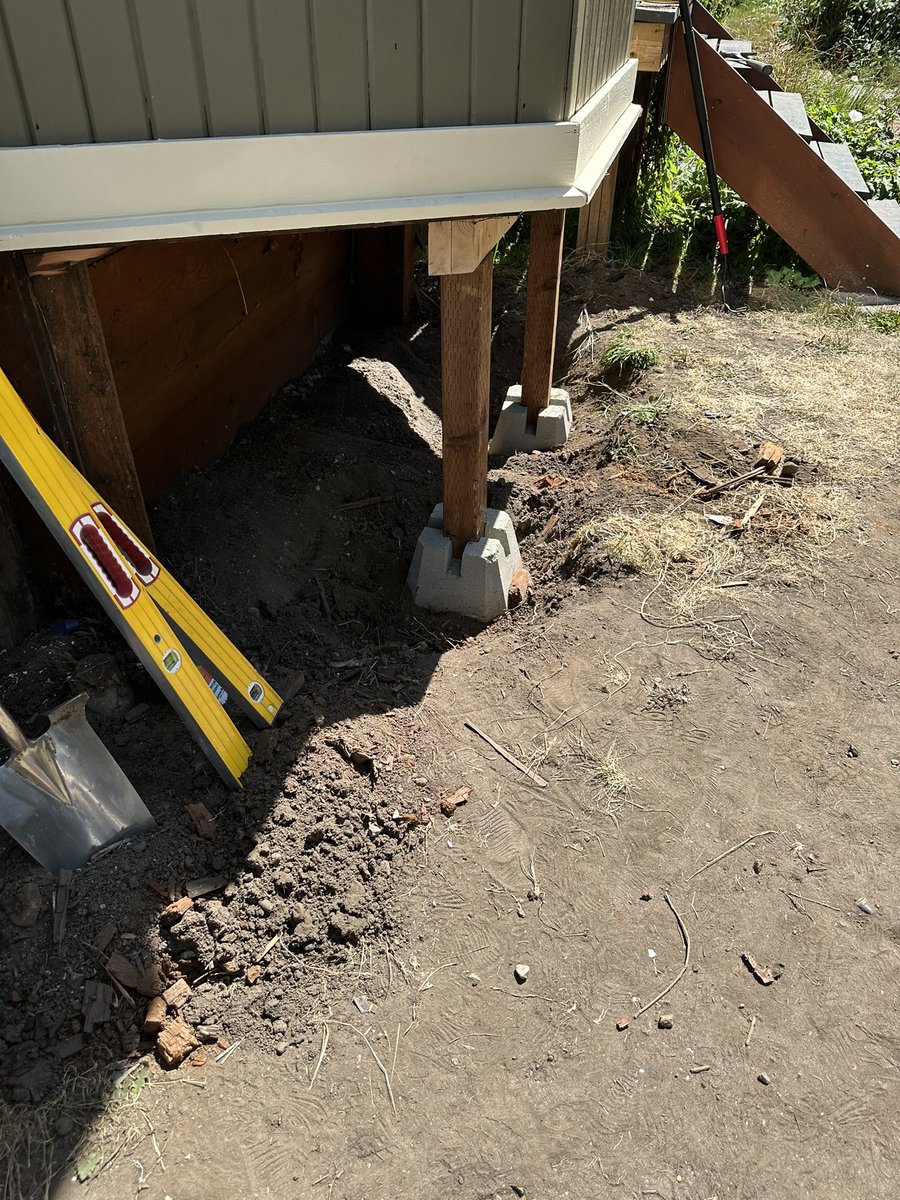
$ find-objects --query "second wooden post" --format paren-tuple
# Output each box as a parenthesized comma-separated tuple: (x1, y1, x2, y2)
(521, 209, 566, 425)
(440, 253, 493, 558)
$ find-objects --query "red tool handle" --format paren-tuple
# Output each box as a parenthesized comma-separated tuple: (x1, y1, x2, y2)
(95, 510, 155, 576)
(80, 525, 133, 599)
(714, 214, 729, 257)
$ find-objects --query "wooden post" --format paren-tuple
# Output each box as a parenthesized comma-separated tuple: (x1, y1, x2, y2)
(521, 209, 565, 426)
(576, 160, 620, 256)
(441, 252, 493, 559)
(18, 258, 153, 547)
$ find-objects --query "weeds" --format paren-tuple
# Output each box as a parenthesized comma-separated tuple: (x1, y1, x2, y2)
(598, 333, 661, 382)
(604, 396, 669, 464)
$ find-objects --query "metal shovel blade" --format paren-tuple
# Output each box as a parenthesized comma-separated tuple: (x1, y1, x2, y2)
(0, 693, 155, 875)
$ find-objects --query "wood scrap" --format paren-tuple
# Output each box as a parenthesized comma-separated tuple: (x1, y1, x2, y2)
(735, 492, 766, 531)
(186, 802, 214, 839)
(162, 978, 192, 1010)
(81, 980, 114, 1034)
(53, 870, 73, 946)
(93, 922, 118, 953)
(754, 441, 784, 473)
(143, 996, 167, 1034)
(538, 512, 560, 541)
(156, 1018, 199, 1068)
(185, 875, 226, 899)
(440, 786, 472, 817)
(696, 467, 766, 500)
(507, 567, 533, 608)
(160, 895, 194, 926)
(532, 472, 568, 490)
(464, 721, 548, 788)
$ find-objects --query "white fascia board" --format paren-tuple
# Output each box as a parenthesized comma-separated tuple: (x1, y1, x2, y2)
(0, 61, 638, 251)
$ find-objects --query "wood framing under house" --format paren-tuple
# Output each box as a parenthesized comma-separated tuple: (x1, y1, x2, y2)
(0, 3, 643, 633)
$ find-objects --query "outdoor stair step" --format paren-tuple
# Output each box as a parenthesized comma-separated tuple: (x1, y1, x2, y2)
(809, 141, 871, 197)
(702, 36, 753, 55)
(868, 198, 900, 238)
(759, 91, 812, 138)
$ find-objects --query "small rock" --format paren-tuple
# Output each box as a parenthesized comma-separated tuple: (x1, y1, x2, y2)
(271, 1019, 288, 1036)
(857, 899, 873, 915)
(757, 1072, 770, 1086)
(54, 1116, 74, 1137)
(657, 1014, 674, 1030)
(124, 702, 150, 724)
(752, 860, 762, 875)
(511, 1187, 525, 1198)
(468, 974, 480, 987)
(640, 891, 652, 902)
(847, 744, 860, 758)
(513, 964, 530, 985)
(892, 758, 899, 767)
(275, 1041, 288, 1056)
(615, 1018, 630, 1032)
(413, 776, 428, 786)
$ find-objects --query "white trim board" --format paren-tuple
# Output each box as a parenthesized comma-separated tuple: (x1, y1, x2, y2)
(0, 61, 638, 251)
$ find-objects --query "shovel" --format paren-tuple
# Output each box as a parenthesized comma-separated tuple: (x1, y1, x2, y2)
(0, 693, 155, 875)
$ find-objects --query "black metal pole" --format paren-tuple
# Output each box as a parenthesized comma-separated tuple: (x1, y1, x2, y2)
(677, 0, 729, 262)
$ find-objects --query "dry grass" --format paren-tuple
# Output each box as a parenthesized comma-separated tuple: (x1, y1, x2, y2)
(560, 296, 899, 653)
(0, 1062, 151, 1200)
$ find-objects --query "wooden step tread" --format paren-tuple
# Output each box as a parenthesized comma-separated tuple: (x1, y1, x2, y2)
(760, 91, 812, 138)
(809, 141, 871, 197)
(702, 36, 753, 55)
(868, 198, 900, 237)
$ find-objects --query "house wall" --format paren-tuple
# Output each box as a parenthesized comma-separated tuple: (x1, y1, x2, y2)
(0, 0, 632, 143)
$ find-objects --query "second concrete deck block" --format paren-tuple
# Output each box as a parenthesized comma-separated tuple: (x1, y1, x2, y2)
(407, 504, 521, 622)
(488, 385, 573, 455)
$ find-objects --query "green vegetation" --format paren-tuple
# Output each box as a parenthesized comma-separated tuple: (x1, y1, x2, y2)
(614, 0, 900, 291)
(598, 331, 661, 377)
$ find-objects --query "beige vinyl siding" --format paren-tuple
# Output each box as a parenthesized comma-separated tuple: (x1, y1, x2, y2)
(0, 0, 631, 144)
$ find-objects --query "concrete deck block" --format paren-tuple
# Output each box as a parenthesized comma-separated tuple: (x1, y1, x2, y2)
(488, 385, 573, 455)
(407, 504, 521, 621)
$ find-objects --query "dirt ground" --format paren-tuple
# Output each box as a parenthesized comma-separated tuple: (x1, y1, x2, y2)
(2, 262, 900, 1200)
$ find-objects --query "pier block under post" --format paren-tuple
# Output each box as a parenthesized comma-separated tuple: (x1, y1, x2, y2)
(489, 385, 573, 455)
(407, 504, 521, 622)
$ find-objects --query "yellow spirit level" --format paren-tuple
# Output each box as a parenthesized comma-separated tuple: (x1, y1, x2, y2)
(0, 367, 283, 790)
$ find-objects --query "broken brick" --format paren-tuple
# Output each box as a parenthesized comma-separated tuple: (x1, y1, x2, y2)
(159, 896, 194, 927)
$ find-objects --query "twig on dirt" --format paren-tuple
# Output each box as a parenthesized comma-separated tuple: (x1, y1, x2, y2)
(490, 987, 559, 1003)
(745, 1015, 757, 1048)
(464, 721, 548, 787)
(632, 893, 690, 1020)
(214, 1036, 244, 1064)
(330, 1020, 397, 1116)
(783, 890, 843, 913)
(309, 1022, 330, 1089)
(688, 830, 778, 879)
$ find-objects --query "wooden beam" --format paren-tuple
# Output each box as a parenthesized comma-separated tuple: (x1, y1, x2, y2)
(441, 252, 493, 558)
(25, 246, 117, 278)
(23, 260, 153, 547)
(521, 209, 565, 425)
(577, 160, 620, 254)
(428, 215, 518, 275)
(630, 21, 673, 73)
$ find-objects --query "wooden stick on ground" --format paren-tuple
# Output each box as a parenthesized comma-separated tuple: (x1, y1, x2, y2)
(689, 830, 778, 879)
(632, 893, 691, 1020)
(464, 721, 548, 787)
